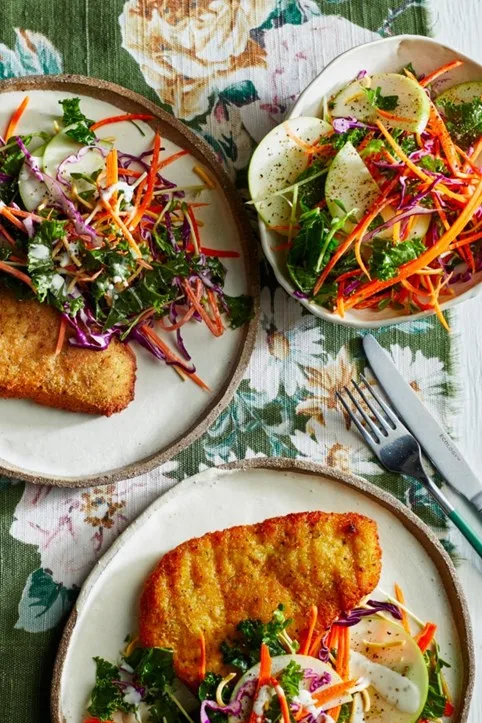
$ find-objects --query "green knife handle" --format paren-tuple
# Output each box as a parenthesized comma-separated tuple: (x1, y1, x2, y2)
(447, 508, 482, 558)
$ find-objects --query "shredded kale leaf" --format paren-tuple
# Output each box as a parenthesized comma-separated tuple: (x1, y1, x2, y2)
(338, 703, 352, 722)
(392, 129, 418, 155)
(266, 661, 304, 723)
(59, 97, 96, 145)
(419, 155, 447, 173)
(287, 206, 357, 294)
(221, 604, 294, 672)
(369, 237, 425, 280)
(330, 126, 368, 151)
(420, 646, 451, 719)
(296, 159, 327, 212)
(400, 62, 417, 77)
(364, 85, 399, 111)
(27, 219, 84, 314)
(87, 657, 135, 720)
(0, 134, 32, 204)
(438, 96, 482, 148)
(224, 294, 254, 329)
(198, 672, 232, 723)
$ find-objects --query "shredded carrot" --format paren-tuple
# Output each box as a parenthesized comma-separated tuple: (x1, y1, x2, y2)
(4, 96, 29, 141)
(158, 149, 189, 170)
(375, 119, 465, 202)
(55, 315, 67, 356)
(0, 205, 25, 231)
(199, 631, 206, 682)
(308, 631, 325, 658)
(117, 167, 143, 177)
(105, 148, 118, 205)
(450, 228, 482, 248)
(414, 622, 437, 653)
(419, 60, 463, 88)
(377, 108, 419, 124)
(249, 644, 272, 723)
(426, 276, 450, 331)
(432, 193, 450, 231)
(300, 605, 318, 655)
(0, 221, 17, 248)
(269, 678, 291, 723)
(312, 679, 357, 706)
(100, 196, 143, 256)
(193, 165, 216, 189)
(394, 583, 410, 634)
(185, 245, 240, 258)
(140, 325, 210, 391)
(0, 260, 33, 287)
(313, 191, 396, 295)
(428, 105, 461, 174)
(183, 279, 223, 337)
(326, 624, 339, 651)
(129, 132, 161, 230)
(186, 205, 202, 255)
(90, 113, 154, 131)
(454, 143, 482, 176)
(343, 177, 482, 309)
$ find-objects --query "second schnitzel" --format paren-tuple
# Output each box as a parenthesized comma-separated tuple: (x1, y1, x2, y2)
(139, 510, 382, 688)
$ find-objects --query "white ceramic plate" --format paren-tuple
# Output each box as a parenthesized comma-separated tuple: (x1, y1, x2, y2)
(259, 35, 482, 327)
(51, 459, 474, 723)
(0, 76, 258, 487)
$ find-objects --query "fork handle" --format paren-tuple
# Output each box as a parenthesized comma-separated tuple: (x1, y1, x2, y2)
(419, 473, 482, 558)
(446, 509, 482, 558)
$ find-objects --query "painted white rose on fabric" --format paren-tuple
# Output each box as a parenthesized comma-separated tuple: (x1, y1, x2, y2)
(10, 462, 178, 590)
(119, 0, 277, 120)
(247, 286, 325, 402)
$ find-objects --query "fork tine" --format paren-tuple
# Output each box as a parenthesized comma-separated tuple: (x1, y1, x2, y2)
(359, 373, 400, 426)
(336, 391, 379, 446)
(351, 378, 393, 433)
(342, 385, 383, 442)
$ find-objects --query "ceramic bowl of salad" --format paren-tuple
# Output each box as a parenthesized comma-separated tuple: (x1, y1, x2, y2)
(249, 35, 482, 328)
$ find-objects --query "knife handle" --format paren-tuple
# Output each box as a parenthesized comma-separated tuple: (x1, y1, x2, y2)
(447, 509, 482, 558)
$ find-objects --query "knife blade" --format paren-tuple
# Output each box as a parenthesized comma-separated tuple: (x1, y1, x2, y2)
(363, 333, 482, 514)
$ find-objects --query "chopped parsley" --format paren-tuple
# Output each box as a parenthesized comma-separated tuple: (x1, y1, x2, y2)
(369, 237, 426, 281)
(59, 97, 96, 145)
(364, 85, 399, 111)
(438, 96, 482, 148)
(221, 604, 296, 673)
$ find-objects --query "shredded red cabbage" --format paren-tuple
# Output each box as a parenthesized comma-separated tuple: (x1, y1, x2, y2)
(363, 206, 435, 242)
(332, 116, 377, 134)
(304, 669, 332, 692)
(357, 69, 368, 80)
(334, 599, 402, 627)
(56, 144, 106, 185)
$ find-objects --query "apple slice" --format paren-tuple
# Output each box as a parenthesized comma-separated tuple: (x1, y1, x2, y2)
(43, 124, 111, 190)
(228, 654, 350, 723)
(349, 615, 429, 723)
(18, 145, 48, 212)
(331, 73, 430, 134)
(248, 117, 332, 234)
(325, 142, 430, 241)
(435, 80, 482, 106)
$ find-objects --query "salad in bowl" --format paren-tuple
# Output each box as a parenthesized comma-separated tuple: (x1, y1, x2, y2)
(249, 37, 482, 328)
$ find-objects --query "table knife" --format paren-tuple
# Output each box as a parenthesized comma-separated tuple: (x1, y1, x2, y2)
(363, 334, 482, 514)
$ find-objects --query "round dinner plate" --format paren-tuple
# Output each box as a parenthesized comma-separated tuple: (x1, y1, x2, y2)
(0, 75, 259, 487)
(51, 459, 474, 723)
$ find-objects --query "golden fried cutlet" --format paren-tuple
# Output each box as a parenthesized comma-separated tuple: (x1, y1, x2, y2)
(0, 290, 136, 415)
(139, 510, 382, 687)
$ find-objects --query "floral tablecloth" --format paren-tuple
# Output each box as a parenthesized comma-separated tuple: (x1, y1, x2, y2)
(0, 1, 468, 720)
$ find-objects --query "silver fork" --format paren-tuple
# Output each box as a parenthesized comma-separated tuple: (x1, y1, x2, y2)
(337, 374, 482, 558)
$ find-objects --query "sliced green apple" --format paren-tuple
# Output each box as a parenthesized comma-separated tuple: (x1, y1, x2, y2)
(349, 615, 429, 723)
(228, 654, 350, 723)
(248, 117, 332, 234)
(325, 142, 430, 241)
(435, 80, 482, 106)
(43, 124, 110, 190)
(18, 145, 48, 211)
(331, 73, 430, 134)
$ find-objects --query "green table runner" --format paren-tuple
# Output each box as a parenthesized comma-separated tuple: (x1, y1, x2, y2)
(0, 2, 455, 720)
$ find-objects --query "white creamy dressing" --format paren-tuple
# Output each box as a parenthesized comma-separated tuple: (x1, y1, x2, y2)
(350, 651, 420, 714)
(252, 684, 272, 717)
(28, 242, 50, 260)
(102, 181, 135, 204)
(292, 688, 320, 718)
(51, 273, 66, 292)
(349, 693, 366, 723)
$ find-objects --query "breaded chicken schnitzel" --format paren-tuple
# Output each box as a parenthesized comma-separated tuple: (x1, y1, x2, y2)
(0, 290, 136, 415)
(139, 510, 382, 688)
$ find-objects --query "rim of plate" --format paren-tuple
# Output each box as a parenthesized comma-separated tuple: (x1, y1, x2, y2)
(51, 457, 475, 723)
(258, 34, 482, 328)
(0, 74, 260, 488)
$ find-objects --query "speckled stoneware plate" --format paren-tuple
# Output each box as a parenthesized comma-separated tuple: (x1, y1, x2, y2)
(51, 459, 474, 723)
(259, 34, 482, 328)
(0, 75, 259, 488)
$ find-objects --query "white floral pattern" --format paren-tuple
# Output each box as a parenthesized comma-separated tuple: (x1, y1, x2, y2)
(247, 287, 325, 402)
